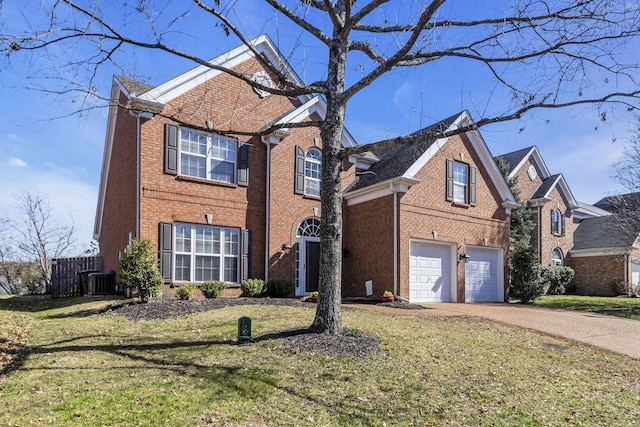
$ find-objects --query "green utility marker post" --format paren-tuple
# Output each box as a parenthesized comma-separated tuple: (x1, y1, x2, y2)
(238, 316, 252, 345)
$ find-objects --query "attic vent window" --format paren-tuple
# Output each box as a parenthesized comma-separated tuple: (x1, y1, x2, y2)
(252, 71, 273, 98)
(527, 165, 537, 180)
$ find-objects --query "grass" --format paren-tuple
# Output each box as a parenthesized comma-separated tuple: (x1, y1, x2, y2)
(1, 296, 639, 426)
(535, 295, 640, 321)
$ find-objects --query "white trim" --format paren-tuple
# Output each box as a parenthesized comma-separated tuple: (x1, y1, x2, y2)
(408, 238, 458, 303)
(569, 247, 634, 257)
(507, 146, 551, 180)
(270, 96, 358, 148)
(344, 176, 420, 206)
(138, 34, 308, 107)
(403, 137, 448, 178)
(93, 80, 122, 240)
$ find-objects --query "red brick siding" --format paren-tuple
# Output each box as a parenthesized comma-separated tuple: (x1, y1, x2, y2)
(99, 91, 138, 275)
(537, 186, 573, 265)
(567, 254, 626, 296)
(342, 196, 395, 297)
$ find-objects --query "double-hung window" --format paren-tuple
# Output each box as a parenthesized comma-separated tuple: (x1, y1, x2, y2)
(551, 209, 565, 236)
(174, 223, 239, 283)
(304, 148, 322, 197)
(180, 128, 236, 184)
(446, 159, 476, 206)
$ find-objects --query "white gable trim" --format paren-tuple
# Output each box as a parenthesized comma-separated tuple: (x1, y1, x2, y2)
(94, 80, 122, 239)
(345, 177, 420, 206)
(569, 247, 634, 257)
(273, 96, 358, 148)
(532, 174, 579, 209)
(138, 34, 308, 107)
(508, 146, 551, 180)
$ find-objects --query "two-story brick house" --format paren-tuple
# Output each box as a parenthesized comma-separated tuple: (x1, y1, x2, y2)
(495, 146, 638, 296)
(94, 35, 518, 302)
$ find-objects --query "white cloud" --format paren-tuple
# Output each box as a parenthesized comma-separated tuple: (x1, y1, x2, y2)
(8, 157, 27, 167)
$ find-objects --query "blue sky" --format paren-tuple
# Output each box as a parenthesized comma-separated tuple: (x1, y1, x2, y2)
(0, 1, 634, 253)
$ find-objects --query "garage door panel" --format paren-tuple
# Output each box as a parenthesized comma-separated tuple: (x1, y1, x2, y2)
(409, 242, 452, 303)
(632, 264, 640, 286)
(465, 247, 501, 302)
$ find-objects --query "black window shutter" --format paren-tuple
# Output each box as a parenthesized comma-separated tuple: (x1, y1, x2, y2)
(237, 141, 249, 186)
(164, 124, 178, 175)
(561, 214, 566, 236)
(159, 222, 173, 284)
(469, 165, 477, 206)
(241, 229, 251, 281)
(445, 159, 454, 201)
(294, 145, 305, 194)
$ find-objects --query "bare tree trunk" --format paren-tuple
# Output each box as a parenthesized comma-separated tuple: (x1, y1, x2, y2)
(311, 23, 348, 334)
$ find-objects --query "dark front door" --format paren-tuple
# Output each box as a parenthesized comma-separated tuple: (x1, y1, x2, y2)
(305, 241, 320, 293)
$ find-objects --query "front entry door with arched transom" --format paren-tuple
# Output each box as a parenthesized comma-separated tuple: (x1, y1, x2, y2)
(296, 217, 320, 296)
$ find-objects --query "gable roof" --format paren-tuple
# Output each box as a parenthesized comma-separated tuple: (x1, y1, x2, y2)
(496, 145, 550, 180)
(572, 201, 612, 219)
(496, 146, 580, 210)
(347, 113, 459, 191)
(135, 34, 309, 109)
(594, 192, 640, 213)
(571, 215, 639, 251)
(115, 76, 155, 97)
(344, 111, 518, 211)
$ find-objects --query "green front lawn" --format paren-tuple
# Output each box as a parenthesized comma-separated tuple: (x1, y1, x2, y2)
(535, 295, 640, 321)
(1, 296, 639, 426)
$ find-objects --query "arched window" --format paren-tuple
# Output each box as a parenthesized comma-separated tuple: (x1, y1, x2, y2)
(551, 248, 564, 266)
(304, 148, 322, 196)
(296, 217, 321, 237)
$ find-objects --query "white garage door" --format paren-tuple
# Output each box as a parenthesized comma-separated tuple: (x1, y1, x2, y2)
(632, 263, 640, 287)
(465, 247, 502, 302)
(409, 242, 453, 303)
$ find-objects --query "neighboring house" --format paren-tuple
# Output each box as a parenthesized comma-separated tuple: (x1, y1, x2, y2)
(568, 192, 640, 296)
(94, 35, 517, 302)
(495, 146, 638, 296)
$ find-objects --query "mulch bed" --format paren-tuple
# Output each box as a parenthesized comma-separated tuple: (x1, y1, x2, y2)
(103, 298, 392, 358)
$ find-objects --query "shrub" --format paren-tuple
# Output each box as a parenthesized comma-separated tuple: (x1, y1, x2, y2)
(201, 280, 226, 298)
(241, 278, 265, 297)
(541, 265, 575, 295)
(509, 243, 544, 304)
(175, 284, 197, 300)
(266, 279, 294, 298)
(119, 239, 163, 303)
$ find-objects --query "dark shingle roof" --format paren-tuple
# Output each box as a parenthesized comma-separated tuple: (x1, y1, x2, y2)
(594, 192, 640, 213)
(572, 216, 639, 250)
(495, 146, 534, 175)
(115, 76, 155, 96)
(347, 112, 462, 192)
(531, 174, 561, 199)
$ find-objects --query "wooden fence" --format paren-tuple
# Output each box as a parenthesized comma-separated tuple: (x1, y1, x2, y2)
(51, 256, 102, 298)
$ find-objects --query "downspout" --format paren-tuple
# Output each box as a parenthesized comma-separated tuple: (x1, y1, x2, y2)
(624, 253, 628, 287)
(136, 114, 141, 239)
(537, 206, 542, 262)
(393, 190, 398, 298)
(264, 142, 271, 282)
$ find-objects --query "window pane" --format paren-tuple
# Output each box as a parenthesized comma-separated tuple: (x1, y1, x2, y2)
(195, 226, 216, 254)
(175, 255, 191, 281)
(224, 229, 239, 256)
(210, 160, 235, 183)
(175, 224, 191, 252)
(181, 153, 206, 178)
(305, 178, 321, 197)
(223, 257, 238, 282)
(453, 162, 468, 203)
(195, 256, 219, 282)
(181, 129, 207, 155)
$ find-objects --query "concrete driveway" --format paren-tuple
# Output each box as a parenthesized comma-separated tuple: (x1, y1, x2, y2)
(355, 302, 640, 360)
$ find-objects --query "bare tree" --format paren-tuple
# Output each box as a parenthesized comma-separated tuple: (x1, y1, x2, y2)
(2, 1, 640, 332)
(612, 116, 640, 194)
(9, 192, 77, 291)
